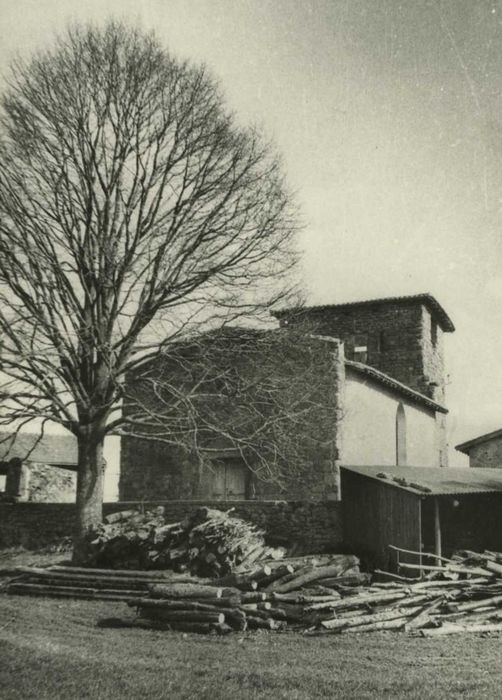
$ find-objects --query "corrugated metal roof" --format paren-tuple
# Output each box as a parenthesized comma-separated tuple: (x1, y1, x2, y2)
(0, 432, 78, 467)
(345, 360, 448, 414)
(341, 465, 502, 496)
(272, 293, 455, 332)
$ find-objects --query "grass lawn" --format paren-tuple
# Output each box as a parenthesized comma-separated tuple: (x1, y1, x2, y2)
(1, 588, 502, 700)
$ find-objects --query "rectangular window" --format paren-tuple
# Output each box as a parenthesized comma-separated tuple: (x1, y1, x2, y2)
(353, 334, 368, 363)
(431, 318, 438, 347)
(376, 330, 387, 353)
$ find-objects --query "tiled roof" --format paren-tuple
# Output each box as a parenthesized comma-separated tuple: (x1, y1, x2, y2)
(341, 465, 502, 496)
(345, 360, 448, 414)
(0, 432, 78, 467)
(456, 429, 502, 455)
(272, 293, 455, 332)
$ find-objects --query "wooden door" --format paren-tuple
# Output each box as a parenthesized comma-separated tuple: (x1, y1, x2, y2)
(224, 458, 247, 499)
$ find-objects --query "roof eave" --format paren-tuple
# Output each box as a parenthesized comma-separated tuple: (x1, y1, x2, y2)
(345, 360, 448, 414)
(456, 428, 502, 454)
(271, 293, 455, 333)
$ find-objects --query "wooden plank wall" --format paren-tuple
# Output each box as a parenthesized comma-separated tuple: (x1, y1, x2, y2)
(341, 470, 421, 571)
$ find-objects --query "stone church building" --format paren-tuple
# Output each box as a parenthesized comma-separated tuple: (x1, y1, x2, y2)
(120, 293, 454, 502)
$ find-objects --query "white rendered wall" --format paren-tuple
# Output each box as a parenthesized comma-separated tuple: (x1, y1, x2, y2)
(342, 370, 440, 467)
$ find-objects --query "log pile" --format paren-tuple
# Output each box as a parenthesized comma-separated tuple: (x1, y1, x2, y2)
(100, 548, 502, 635)
(101, 553, 362, 633)
(5, 544, 502, 637)
(85, 507, 285, 576)
(305, 548, 502, 637)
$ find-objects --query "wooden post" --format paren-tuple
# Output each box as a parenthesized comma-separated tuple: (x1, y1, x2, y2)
(418, 498, 423, 576)
(434, 498, 442, 564)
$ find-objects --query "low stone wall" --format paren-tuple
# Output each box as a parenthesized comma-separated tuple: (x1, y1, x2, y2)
(0, 500, 343, 553)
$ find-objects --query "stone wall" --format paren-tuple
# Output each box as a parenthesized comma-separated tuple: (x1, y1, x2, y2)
(0, 499, 343, 553)
(467, 437, 502, 469)
(120, 331, 342, 502)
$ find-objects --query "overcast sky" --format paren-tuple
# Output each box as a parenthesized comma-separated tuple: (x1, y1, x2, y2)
(2, 0, 502, 466)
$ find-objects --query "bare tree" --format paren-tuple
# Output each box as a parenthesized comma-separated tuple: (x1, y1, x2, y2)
(0, 22, 299, 561)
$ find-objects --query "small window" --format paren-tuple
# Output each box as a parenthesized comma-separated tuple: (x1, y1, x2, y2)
(396, 403, 407, 466)
(431, 318, 438, 347)
(376, 331, 387, 353)
(353, 334, 368, 363)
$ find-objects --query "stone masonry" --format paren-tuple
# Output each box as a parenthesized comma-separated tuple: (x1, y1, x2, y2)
(273, 294, 454, 403)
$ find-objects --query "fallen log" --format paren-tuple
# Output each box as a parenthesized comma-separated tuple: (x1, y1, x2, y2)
(246, 608, 275, 621)
(211, 574, 258, 591)
(272, 557, 359, 593)
(246, 616, 282, 630)
(328, 590, 409, 611)
(264, 555, 332, 569)
(138, 609, 225, 624)
(373, 570, 421, 583)
(126, 599, 219, 612)
(267, 607, 288, 621)
(48, 565, 202, 581)
(252, 564, 294, 587)
(321, 606, 421, 630)
(104, 510, 138, 524)
(404, 597, 445, 631)
(271, 592, 340, 604)
(23, 576, 150, 591)
(7, 583, 142, 601)
(148, 583, 225, 599)
(410, 578, 490, 591)
(453, 594, 502, 613)
(189, 595, 242, 608)
(214, 608, 247, 631)
(344, 618, 407, 633)
(241, 592, 268, 603)
(15, 567, 168, 587)
(485, 560, 502, 577)
(234, 545, 266, 572)
(265, 565, 313, 592)
(398, 563, 491, 577)
(388, 544, 454, 565)
(419, 622, 502, 637)
(316, 573, 371, 588)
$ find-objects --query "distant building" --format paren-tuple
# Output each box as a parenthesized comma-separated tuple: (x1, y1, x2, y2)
(120, 293, 454, 502)
(0, 432, 77, 502)
(456, 429, 502, 469)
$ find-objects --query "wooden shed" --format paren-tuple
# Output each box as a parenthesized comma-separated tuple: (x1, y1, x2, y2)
(340, 465, 502, 573)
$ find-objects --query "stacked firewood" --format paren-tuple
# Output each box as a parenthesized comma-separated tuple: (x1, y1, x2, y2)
(86, 507, 285, 576)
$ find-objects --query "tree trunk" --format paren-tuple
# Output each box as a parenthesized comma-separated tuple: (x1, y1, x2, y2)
(72, 433, 105, 564)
